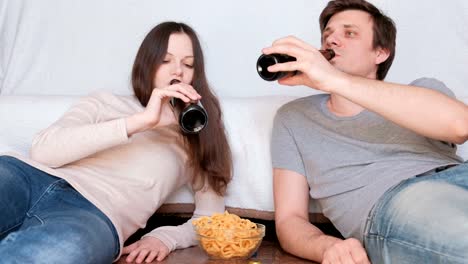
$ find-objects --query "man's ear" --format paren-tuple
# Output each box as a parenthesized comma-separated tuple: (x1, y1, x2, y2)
(375, 47, 390, 65)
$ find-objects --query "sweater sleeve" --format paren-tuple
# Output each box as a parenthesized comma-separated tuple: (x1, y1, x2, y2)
(142, 186, 225, 251)
(30, 92, 129, 168)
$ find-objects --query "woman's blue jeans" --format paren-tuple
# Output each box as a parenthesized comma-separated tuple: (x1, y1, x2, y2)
(364, 161, 468, 263)
(0, 156, 119, 264)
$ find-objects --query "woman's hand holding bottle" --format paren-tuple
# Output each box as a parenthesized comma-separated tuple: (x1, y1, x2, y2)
(125, 82, 201, 136)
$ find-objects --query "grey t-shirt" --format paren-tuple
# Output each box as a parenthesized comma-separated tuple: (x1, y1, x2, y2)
(271, 78, 464, 241)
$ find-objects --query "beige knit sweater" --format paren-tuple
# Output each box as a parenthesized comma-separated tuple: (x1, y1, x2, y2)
(7, 91, 224, 260)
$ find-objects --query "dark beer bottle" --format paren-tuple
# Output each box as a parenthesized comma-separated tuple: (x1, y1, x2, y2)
(256, 49, 335, 81)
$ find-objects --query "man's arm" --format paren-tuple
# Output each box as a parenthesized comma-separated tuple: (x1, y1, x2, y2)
(332, 76, 468, 144)
(274, 168, 370, 263)
(263, 36, 468, 144)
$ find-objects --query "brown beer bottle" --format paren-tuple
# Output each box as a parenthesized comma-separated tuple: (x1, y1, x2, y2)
(256, 49, 335, 81)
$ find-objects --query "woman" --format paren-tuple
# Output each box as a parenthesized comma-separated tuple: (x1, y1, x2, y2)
(0, 22, 232, 263)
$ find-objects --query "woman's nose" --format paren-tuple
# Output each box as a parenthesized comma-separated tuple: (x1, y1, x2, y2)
(173, 62, 183, 76)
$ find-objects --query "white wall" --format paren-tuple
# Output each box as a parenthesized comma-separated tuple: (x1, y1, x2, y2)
(1, 0, 467, 98)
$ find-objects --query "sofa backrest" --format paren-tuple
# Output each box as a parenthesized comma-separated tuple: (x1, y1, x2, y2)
(0, 95, 467, 215)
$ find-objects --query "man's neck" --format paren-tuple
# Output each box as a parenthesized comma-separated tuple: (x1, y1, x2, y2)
(327, 93, 364, 117)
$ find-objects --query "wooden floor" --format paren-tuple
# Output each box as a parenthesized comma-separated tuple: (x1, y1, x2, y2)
(116, 215, 341, 264)
(116, 240, 317, 264)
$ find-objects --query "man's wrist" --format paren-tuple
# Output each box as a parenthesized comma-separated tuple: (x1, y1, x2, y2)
(327, 71, 352, 94)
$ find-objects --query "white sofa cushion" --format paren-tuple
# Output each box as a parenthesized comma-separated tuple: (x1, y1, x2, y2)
(1, 95, 466, 218)
(0, 95, 300, 214)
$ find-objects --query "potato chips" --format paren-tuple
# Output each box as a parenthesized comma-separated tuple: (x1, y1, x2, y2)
(193, 211, 264, 259)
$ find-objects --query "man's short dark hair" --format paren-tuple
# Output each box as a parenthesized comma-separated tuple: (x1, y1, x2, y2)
(319, 0, 397, 80)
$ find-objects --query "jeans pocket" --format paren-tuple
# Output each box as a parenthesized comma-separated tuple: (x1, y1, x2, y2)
(27, 179, 68, 217)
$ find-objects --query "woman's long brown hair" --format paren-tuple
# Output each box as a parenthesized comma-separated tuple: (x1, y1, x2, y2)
(131, 22, 232, 196)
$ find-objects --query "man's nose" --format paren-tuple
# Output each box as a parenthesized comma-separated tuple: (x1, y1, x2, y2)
(324, 33, 341, 48)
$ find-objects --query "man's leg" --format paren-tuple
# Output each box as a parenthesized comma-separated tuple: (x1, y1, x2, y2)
(0, 178, 119, 264)
(364, 162, 468, 264)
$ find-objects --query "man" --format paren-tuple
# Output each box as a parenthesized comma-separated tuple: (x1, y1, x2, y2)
(264, 0, 468, 263)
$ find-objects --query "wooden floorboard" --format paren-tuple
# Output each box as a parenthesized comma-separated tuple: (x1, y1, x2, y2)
(116, 240, 318, 264)
(116, 215, 341, 264)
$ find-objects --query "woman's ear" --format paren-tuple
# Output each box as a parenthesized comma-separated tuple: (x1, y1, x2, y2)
(375, 47, 390, 65)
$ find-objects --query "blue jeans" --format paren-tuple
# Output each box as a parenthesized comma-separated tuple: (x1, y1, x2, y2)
(364, 162, 468, 263)
(0, 156, 119, 264)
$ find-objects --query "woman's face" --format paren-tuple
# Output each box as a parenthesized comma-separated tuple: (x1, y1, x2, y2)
(153, 33, 195, 88)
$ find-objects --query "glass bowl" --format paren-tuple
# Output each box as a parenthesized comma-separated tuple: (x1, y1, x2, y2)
(194, 223, 265, 260)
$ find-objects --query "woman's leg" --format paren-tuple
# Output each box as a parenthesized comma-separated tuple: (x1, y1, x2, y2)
(0, 160, 119, 264)
(0, 156, 57, 239)
(364, 162, 468, 264)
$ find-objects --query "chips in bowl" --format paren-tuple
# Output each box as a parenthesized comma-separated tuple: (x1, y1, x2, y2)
(193, 211, 265, 259)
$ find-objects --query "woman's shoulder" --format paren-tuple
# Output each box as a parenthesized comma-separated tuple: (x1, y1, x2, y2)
(86, 90, 143, 113)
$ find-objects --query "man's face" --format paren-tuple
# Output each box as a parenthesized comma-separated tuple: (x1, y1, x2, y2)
(321, 10, 388, 79)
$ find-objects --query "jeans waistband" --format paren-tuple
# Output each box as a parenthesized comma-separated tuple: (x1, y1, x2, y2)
(417, 164, 458, 177)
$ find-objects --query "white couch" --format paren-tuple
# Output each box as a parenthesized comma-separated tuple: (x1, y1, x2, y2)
(1, 0, 467, 222)
(0, 95, 467, 222)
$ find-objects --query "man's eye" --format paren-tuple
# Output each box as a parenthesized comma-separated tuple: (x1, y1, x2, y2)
(346, 31, 356, 37)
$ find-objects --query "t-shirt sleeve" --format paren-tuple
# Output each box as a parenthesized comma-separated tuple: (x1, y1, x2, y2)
(410, 77, 460, 149)
(409, 77, 456, 99)
(270, 109, 306, 176)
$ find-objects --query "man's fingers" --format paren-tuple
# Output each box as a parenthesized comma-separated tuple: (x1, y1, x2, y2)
(350, 248, 371, 264)
(272, 35, 315, 51)
(262, 44, 305, 59)
(267, 61, 299, 74)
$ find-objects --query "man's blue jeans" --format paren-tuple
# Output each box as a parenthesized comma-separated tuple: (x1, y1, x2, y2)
(364, 162, 468, 263)
(0, 156, 119, 264)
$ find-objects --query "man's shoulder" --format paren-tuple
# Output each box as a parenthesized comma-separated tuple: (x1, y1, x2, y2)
(277, 94, 326, 116)
(409, 77, 455, 98)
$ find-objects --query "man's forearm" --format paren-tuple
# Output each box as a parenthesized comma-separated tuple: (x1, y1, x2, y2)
(332, 75, 468, 144)
(276, 216, 342, 262)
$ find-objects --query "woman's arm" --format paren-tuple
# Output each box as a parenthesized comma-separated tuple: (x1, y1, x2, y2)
(30, 92, 129, 168)
(31, 81, 202, 168)
(122, 186, 224, 263)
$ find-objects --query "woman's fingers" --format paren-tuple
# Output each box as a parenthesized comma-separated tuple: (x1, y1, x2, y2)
(122, 243, 138, 255)
(156, 247, 170, 261)
(134, 249, 150, 263)
(125, 248, 140, 262)
(145, 250, 159, 263)
(167, 83, 201, 101)
(152, 89, 191, 103)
